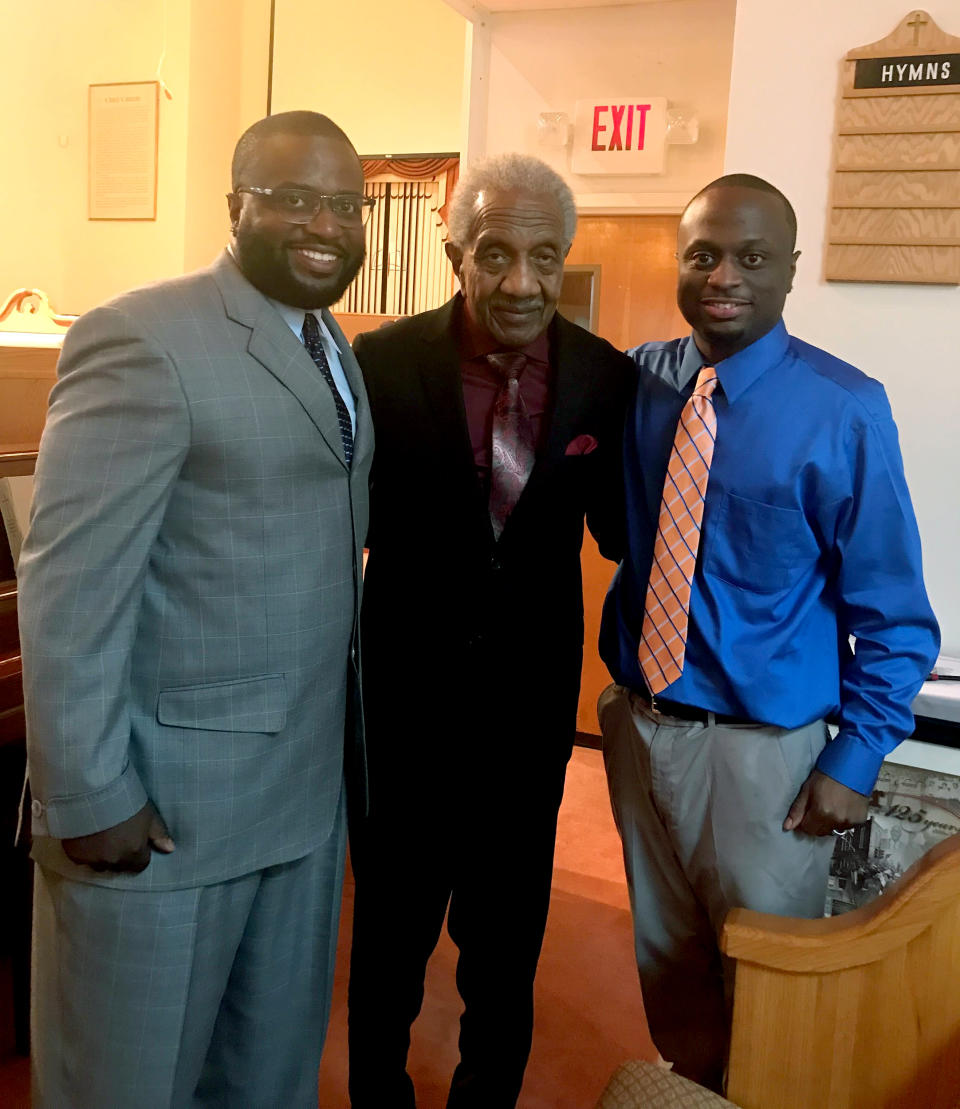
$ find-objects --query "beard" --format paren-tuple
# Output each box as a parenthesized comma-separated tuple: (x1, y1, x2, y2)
(233, 225, 365, 309)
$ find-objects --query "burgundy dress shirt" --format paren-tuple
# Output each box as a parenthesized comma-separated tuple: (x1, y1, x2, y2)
(457, 301, 554, 492)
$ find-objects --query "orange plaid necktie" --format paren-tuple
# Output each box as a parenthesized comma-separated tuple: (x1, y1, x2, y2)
(638, 366, 719, 696)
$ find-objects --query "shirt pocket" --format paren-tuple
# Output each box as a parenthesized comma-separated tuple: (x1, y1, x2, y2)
(704, 492, 816, 594)
(157, 674, 287, 734)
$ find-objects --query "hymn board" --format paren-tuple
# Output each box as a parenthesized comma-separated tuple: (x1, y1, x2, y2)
(826, 10, 960, 284)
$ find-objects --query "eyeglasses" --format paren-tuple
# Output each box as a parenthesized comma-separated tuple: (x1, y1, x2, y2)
(235, 186, 376, 226)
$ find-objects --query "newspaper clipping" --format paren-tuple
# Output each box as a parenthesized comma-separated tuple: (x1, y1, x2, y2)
(826, 760, 960, 915)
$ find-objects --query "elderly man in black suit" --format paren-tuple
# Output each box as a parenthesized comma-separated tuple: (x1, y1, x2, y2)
(348, 153, 636, 1109)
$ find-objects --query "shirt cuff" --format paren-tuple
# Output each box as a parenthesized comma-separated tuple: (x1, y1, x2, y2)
(33, 761, 149, 840)
(814, 732, 883, 797)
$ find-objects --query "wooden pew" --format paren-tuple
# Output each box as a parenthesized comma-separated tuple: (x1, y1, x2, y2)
(722, 832, 960, 1108)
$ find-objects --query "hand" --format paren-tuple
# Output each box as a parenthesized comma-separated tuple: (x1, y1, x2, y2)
(783, 769, 869, 837)
(62, 801, 175, 873)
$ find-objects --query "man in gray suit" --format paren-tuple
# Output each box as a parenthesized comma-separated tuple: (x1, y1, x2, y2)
(19, 110, 372, 1107)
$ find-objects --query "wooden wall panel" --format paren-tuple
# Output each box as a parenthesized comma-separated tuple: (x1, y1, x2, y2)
(336, 312, 400, 342)
(565, 215, 684, 352)
(0, 350, 57, 454)
(836, 132, 960, 172)
(829, 206, 960, 245)
(826, 10, 960, 284)
(825, 243, 960, 283)
(832, 169, 960, 206)
(837, 92, 960, 133)
(565, 214, 684, 734)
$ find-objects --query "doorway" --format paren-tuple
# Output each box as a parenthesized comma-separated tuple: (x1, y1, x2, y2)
(568, 214, 685, 738)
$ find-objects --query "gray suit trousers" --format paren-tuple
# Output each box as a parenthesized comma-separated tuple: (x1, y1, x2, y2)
(31, 791, 346, 1109)
(599, 683, 834, 1087)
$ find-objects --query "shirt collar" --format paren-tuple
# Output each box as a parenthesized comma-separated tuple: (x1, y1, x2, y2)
(456, 294, 551, 365)
(677, 319, 790, 403)
(269, 298, 339, 353)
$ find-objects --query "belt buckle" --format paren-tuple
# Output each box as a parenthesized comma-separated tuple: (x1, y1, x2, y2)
(649, 694, 661, 716)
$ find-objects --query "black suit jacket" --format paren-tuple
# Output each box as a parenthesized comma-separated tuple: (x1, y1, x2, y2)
(354, 297, 636, 777)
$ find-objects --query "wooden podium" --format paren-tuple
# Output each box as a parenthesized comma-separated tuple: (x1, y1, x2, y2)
(0, 288, 73, 473)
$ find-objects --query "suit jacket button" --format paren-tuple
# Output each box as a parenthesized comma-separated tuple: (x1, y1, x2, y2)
(491, 557, 503, 572)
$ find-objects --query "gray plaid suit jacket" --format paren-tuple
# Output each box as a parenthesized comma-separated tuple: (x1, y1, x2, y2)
(19, 251, 371, 891)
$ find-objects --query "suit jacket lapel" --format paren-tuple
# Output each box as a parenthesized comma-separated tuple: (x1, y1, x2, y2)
(500, 314, 585, 533)
(540, 314, 589, 465)
(418, 300, 489, 522)
(212, 252, 348, 469)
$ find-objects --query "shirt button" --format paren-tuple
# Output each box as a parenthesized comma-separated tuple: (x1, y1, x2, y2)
(31, 799, 44, 818)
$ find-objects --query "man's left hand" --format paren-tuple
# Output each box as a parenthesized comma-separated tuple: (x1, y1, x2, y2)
(783, 769, 869, 837)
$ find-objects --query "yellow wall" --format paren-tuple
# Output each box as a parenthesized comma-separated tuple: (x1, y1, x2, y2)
(271, 0, 466, 155)
(2, 0, 460, 315)
(3, 0, 187, 313)
(2, 0, 269, 315)
(182, 0, 271, 274)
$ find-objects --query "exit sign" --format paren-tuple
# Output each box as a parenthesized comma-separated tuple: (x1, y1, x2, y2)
(572, 97, 667, 175)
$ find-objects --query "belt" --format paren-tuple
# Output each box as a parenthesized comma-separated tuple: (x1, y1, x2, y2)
(638, 693, 757, 727)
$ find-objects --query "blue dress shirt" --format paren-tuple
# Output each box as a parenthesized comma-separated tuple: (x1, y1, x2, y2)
(599, 320, 940, 796)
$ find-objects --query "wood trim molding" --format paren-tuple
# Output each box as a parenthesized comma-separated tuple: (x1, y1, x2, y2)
(0, 289, 76, 332)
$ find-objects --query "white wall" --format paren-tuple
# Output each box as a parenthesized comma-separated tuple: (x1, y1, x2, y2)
(725, 0, 960, 653)
(472, 0, 736, 210)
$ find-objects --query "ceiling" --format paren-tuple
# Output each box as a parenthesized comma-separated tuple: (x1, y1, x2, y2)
(443, 0, 682, 17)
(484, 0, 669, 8)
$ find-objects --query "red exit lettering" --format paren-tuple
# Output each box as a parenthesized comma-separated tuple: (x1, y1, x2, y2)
(591, 105, 608, 150)
(591, 104, 652, 152)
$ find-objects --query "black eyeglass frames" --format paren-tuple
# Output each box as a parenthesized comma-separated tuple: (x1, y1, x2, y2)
(234, 186, 376, 226)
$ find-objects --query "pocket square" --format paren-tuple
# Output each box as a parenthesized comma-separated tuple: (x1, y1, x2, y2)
(565, 434, 598, 456)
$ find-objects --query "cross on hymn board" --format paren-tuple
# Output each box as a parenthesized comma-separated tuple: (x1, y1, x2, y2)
(907, 10, 928, 46)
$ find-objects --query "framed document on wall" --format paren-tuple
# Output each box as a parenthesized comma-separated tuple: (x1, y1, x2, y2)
(88, 80, 159, 221)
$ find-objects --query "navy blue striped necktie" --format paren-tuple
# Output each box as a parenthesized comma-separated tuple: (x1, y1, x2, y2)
(301, 312, 354, 466)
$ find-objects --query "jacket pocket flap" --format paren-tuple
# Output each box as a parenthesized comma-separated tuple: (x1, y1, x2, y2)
(157, 675, 287, 734)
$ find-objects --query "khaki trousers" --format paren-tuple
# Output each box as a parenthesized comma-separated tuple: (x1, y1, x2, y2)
(599, 684, 834, 1089)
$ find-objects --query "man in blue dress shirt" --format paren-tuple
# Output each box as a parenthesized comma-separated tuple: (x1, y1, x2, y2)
(598, 174, 939, 1091)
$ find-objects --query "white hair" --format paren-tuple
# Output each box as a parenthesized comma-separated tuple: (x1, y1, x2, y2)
(447, 153, 577, 249)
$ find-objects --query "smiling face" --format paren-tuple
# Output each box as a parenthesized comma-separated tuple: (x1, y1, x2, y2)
(228, 132, 366, 309)
(445, 187, 568, 348)
(677, 185, 799, 363)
